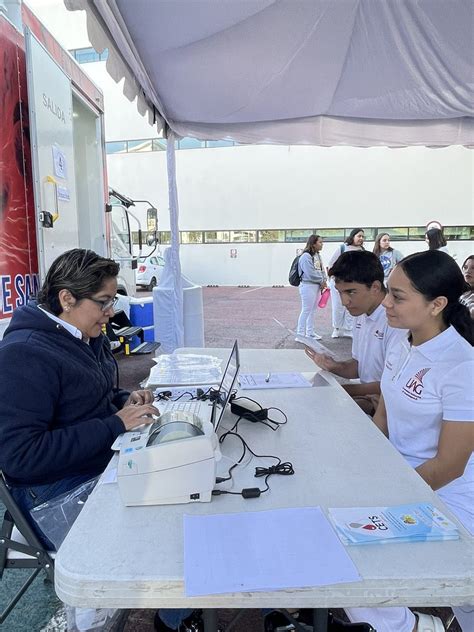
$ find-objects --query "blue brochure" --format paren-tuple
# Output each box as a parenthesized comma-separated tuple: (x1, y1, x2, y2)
(328, 503, 459, 545)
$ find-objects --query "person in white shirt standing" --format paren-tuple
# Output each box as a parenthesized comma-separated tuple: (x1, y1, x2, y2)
(327, 228, 365, 338)
(295, 234, 327, 340)
(305, 251, 404, 415)
(346, 250, 474, 632)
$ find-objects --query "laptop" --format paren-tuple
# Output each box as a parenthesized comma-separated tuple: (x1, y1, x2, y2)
(112, 342, 240, 451)
(155, 340, 240, 431)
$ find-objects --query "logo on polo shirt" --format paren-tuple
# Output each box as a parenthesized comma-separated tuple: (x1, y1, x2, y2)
(374, 329, 384, 339)
(403, 367, 431, 400)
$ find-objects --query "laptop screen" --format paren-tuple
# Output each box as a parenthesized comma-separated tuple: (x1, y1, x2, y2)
(212, 341, 240, 432)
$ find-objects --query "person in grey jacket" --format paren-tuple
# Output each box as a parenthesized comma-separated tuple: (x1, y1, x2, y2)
(295, 234, 327, 340)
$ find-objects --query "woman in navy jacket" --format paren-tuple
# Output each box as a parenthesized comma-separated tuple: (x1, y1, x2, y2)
(0, 249, 158, 547)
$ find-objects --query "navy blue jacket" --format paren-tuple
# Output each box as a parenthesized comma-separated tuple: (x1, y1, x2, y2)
(0, 304, 128, 486)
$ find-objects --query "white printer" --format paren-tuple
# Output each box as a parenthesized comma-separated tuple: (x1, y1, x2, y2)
(116, 411, 221, 506)
(115, 341, 240, 507)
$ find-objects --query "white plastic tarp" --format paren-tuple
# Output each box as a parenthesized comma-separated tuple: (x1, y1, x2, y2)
(63, 0, 474, 349)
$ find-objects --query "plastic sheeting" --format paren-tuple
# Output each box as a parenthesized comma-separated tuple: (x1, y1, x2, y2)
(65, 0, 474, 147)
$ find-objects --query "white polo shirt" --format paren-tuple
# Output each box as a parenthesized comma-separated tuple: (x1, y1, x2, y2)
(382, 326, 474, 531)
(351, 303, 404, 383)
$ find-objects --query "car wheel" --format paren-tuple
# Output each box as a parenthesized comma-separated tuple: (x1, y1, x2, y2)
(148, 277, 157, 291)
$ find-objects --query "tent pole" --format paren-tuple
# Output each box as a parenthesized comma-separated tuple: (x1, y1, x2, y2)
(165, 127, 184, 350)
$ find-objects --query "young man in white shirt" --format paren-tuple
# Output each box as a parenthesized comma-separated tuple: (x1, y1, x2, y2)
(305, 250, 404, 414)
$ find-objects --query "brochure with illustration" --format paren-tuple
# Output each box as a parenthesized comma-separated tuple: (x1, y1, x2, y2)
(328, 503, 459, 546)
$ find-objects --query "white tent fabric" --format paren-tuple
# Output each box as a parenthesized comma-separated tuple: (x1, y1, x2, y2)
(66, 0, 474, 146)
(63, 0, 474, 349)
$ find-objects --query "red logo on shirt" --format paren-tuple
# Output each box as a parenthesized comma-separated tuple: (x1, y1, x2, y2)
(402, 367, 431, 400)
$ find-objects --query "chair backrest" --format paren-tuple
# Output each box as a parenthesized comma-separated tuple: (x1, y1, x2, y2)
(110, 309, 132, 329)
(0, 471, 54, 623)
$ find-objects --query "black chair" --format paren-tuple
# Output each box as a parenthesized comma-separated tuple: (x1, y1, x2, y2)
(0, 471, 55, 623)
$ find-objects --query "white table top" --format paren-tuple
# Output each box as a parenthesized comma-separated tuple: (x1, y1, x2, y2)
(55, 348, 473, 609)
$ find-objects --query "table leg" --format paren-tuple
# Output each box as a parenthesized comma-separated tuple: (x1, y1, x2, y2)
(312, 608, 328, 632)
(202, 609, 218, 632)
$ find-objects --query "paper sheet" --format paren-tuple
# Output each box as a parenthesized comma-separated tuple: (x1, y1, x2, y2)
(294, 335, 339, 360)
(184, 507, 361, 596)
(99, 467, 117, 485)
(238, 372, 312, 390)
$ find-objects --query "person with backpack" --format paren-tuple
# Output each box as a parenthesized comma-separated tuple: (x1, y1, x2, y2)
(327, 228, 365, 338)
(294, 234, 327, 340)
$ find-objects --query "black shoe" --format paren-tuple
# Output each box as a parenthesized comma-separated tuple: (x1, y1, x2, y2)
(264, 610, 375, 632)
(154, 610, 204, 632)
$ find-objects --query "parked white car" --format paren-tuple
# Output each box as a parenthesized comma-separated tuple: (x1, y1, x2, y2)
(136, 254, 165, 290)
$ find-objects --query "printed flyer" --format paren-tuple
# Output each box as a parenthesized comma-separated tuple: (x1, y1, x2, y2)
(328, 503, 459, 545)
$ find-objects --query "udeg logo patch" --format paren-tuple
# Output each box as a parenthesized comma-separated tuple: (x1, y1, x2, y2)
(402, 367, 431, 401)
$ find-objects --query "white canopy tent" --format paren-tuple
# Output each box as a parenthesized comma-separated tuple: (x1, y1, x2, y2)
(65, 0, 474, 348)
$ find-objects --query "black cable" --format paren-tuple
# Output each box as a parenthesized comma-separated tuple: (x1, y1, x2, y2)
(213, 429, 294, 497)
(266, 407, 288, 428)
(171, 391, 195, 401)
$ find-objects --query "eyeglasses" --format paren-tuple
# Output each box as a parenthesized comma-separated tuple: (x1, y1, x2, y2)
(86, 296, 119, 312)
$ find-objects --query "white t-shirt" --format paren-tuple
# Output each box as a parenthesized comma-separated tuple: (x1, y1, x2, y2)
(381, 326, 474, 529)
(351, 303, 405, 383)
(327, 244, 363, 269)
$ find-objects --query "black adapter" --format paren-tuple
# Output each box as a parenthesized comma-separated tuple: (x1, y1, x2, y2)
(230, 400, 268, 421)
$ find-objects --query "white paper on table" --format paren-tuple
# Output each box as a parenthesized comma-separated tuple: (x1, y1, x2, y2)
(238, 372, 312, 390)
(99, 467, 117, 484)
(184, 506, 361, 596)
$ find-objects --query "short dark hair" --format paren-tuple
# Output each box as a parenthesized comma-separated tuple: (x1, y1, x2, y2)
(345, 228, 364, 246)
(37, 249, 120, 315)
(329, 250, 384, 288)
(425, 228, 447, 250)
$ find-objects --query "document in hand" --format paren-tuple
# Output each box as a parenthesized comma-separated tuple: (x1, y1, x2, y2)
(328, 503, 459, 545)
(295, 335, 338, 360)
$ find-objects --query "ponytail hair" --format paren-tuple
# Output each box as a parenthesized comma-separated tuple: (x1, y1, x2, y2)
(398, 250, 473, 345)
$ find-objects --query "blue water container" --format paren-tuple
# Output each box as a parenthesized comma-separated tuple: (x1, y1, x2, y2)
(129, 297, 154, 328)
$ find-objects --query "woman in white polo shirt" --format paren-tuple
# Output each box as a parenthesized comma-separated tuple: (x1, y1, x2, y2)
(346, 250, 474, 632)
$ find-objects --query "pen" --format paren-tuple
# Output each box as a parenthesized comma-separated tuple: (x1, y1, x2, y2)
(265, 372, 271, 383)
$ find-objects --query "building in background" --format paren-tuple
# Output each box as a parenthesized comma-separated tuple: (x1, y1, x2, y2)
(27, 0, 474, 286)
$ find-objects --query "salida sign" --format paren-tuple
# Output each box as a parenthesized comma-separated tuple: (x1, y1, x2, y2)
(42, 92, 66, 124)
